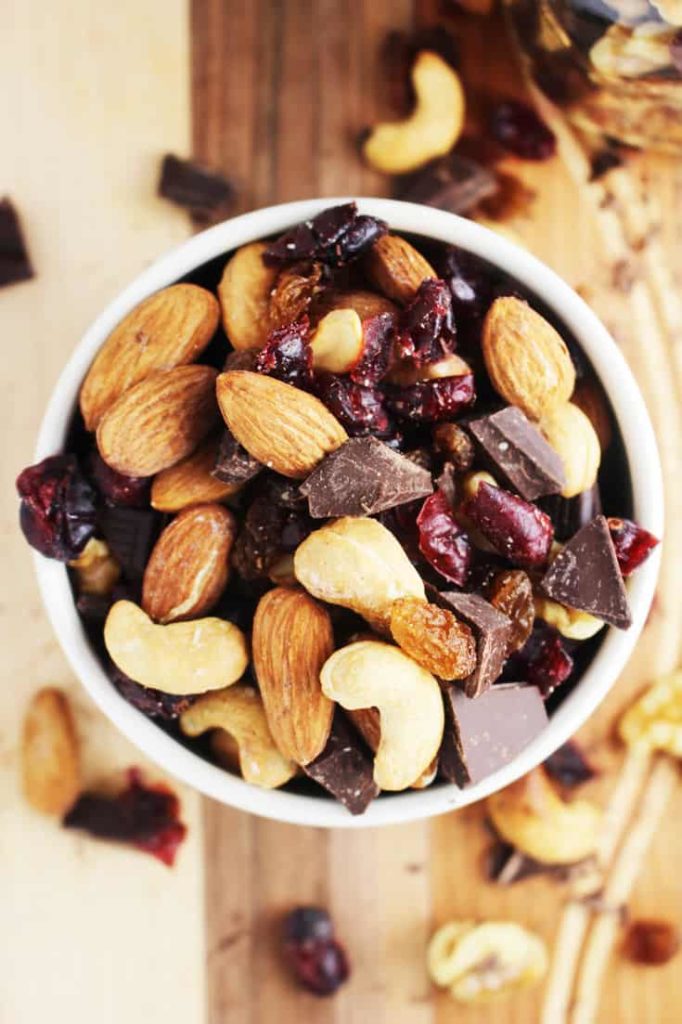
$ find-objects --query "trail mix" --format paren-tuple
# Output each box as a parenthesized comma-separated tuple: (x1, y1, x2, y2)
(16, 202, 659, 814)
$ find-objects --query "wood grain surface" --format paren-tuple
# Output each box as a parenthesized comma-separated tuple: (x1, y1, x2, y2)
(2, 2, 681, 1023)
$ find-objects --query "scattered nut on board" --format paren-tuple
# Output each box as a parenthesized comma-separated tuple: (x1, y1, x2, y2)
(618, 671, 682, 756)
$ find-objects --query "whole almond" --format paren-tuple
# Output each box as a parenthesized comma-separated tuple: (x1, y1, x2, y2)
(318, 288, 399, 321)
(96, 365, 219, 477)
(143, 503, 236, 623)
(216, 370, 347, 479)
(482, 297, 576, 420)
(364, 234, 436, 305)
(252, 586, 335, 765)
(218, 242, 279, 350)
(22, 688, 81, 816)
(80, 284, 219, 430)
(151, 436, 240, 512)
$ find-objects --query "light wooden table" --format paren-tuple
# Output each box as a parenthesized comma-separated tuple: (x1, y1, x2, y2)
(2, 3, 681, 1023)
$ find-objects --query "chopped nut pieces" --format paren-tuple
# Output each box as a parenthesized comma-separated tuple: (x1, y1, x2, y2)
(619, 671, 682, 756)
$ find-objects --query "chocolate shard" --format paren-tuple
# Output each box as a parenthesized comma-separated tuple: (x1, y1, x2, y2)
(212, 428, 263, 486)
(468, 406, 565, 500)
(540, 515, 632, 629)
(433, 590, 512, 697)
(98, 507, 163, 582)
(0, 197, 34, 288)
(540, 484, 602, 542)
(440, 683, 548, 787)
(303, 712, 379, 815)
(158, 154, 235, 224)
(299, 436, 433, 518)
(398, 154, 498, 215)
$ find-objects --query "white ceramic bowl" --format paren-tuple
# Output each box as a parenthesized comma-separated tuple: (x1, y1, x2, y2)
(33, 197, 663, 828)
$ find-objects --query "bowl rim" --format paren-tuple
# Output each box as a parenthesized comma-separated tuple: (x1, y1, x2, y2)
(32, 196, 663, 828)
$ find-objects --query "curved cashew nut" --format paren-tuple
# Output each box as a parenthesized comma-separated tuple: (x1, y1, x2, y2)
(618, 670, 682, 757)
(180, 684, 297, 789)
(349, 706, 438, 789)
(320, 640, 444, 791)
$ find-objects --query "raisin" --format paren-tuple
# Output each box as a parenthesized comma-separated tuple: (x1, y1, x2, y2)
(488, 569, 535, 654)
(622, 920, 680, 966)
(350, 312, 396, 386)
(417, 490, 473, 586)
(232, 478, 313, 581)
(17, 454, 97, 561)
(607, 517, 659, 577)
(543, 741, 596, 788)
(282, 906, 350, 997)
(264, 202, 387, 267)
(315, 373, 393, 437)
(386, 373, 475, 422)
(397, 279, 456, 367)
(464, 482, 554, 568)
(433, 422, 475, 471)
(491, 100, 556, 161)
(390, 597, 476, 680)
(90, 453, 151, 508)
(269, 262, 323, 329)
(256, 317, 313, 389)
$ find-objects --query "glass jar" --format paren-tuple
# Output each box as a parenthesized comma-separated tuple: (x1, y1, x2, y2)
(504, 0, 682, 152)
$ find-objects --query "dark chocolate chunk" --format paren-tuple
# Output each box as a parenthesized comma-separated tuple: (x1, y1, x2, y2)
(543, 740, 596, 788)
(589, 146, 624, 182)
(398, 154, 498, 215)
(111, 668, 195, 721)
(439, 683, 548, 787)
(98, 507, 162, 581)
(541, 484, 602, 542)
(433, 591, 512, 697)
(299, 437, 433, 518)
(158, 154, 235, 224)
(486, 840, 577, 885)
(540, 515, 632, 629)
(468, 406, 565, 500)
(0, 197, 34, 287)
(212, 428, 262, 486)
(303, 713, 379, 815)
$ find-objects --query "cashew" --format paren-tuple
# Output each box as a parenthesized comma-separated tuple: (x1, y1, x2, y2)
(538, 401, 601, 498)
(348, 706, 438, 789)
(320, 640, 444, 790)
(618, 671, 682, 757)
(180, 684, 297, 789)
(590, 22, 676, 79)
(387, 352, 472, 387)
(363, 51, 465, 173)
(294, 517, 425, 631)
(104, 600, 248, 695)
(534, 596, 605, 640)
(69, 537, 120, 596)
(310, 309, 365, 374)
(650, 0, 682, 24)
(217, 242, 278, 350)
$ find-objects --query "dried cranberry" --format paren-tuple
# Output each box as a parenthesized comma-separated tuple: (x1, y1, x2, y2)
(256, 317, 312, 389)
(543, 741, 596, 788)
(17, 455, 97, 560)
(315, 373, 393, 437)
(386, 374, 475, 423)
(607, 517, 659, 577)
(417, 490, 473, 586)
(524, 628, 574, 696)
(491, 100, 556, 161)
(89, 453, 151, 508)
(350, 312, 396, 386)
(397, 279, 456, 367)
(671, 30, 682, 74)
(63, 768, 186, 866)
(464, 482, 554, 568)
(377, 497, 423, 563)
(112, 669, 195, 721)
(282, 906, 350, 997)
(264, 202, 387, 267)
(284, 907, 335, 945)
(622, 919, 680, 966)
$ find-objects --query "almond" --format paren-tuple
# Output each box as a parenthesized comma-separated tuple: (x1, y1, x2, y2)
(252, 586, 335, 765)
(218, 242, 279, 350)
(364, 234, 436, 305)
(80, 284, 219, 430)
(96, 365, 219, 477)
(151, 436, 240, 512)
(142, 503, 236, 623)
(482, 297, 576, 420)
(318, 288, 398, 320)
(22, 687, 81, 816)
(216, 370, 347, 479)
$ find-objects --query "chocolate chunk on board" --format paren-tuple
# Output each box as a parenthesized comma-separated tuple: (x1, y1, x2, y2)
(303, 712, 379, 815)
(212, 428, 263, 486)
(486, 840, 578, 886)
(0, 197, 34, 287)
(98, 507, 163, 582)
(540, 515, 632, 629)
(468, 406, 565, 500)
(433, 590, 512, 697)
(398, 154, 498, 215)
(158, 154, 235, 224)
(440, 682, 548, 787)
(300, 436, 433, 518)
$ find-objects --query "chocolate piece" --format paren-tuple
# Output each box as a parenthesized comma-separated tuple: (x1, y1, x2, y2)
(486, 840, 577, 886)
(399, 154, 498, 215)
(440, 683, 547, 787)
(299, 436, 433, 518)
(434, 591, 512, 697)
(541, 516, 632, 629)
(541, 484, 602, 541)
(303, 713, 378, 815)
(543, 740, 596, 788)
(158, 154, 235, 224)
(0, 197, 34, 287)
(98, 507, 162, 582)
(468, 406, 565, 500)
(212, 428, 262, 486)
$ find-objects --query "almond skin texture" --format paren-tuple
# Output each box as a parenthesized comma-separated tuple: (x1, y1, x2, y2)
(142, 504, 236, 623)
(218, 242, 278, 350)
(364, 234, 436, 305)
(22, 688, 81, 816)
(151, 436, 240, 512)
(216, 370, 348, 479)
(318, 289, 398, 320)
(482, 297, 576, 420)
(96, 365, 219, 477)
(80, 284, 219, 430)
(252, 587, 335, 765)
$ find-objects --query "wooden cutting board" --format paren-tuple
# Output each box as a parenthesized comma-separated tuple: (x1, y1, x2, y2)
(2, 2, 681, 1023)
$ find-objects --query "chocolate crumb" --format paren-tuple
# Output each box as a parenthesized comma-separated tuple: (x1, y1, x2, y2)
(0, 197, 34, 287)
(158, 154, 235, 225)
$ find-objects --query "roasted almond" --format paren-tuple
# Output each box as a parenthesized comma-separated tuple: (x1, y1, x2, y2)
(364, 234, 436, 305)
(216, 370, 347, 479)
(142, 503, 236, 623)
(252, 586, 335, 765)
(318, 288, 399, 320)
(80, 284, 219, 430)
(151, 436, 240, 512)
(218, 242, 279, 350)
(22, 687, 81, 816)
(96, 365, 219, 477)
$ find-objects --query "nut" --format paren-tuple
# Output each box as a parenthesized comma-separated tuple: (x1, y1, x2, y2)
(364, 234, 436, 305)
(427, 920, 548, 1004)
(80, 283, 219, 430)
(387, 352, 472, 387)
(590, 22, 677, 79)
(151, 435, 241, 512)
(104, 599, 248, 695)
(180, 684, 297, 788)
(69, 537, 120, 596)
(650, 0, 682, 24)
(535, 596, 605, 640)
(22, 687, 81, 815)
(294, 516, 425, 631)
(216, 370, 348, 479)
(363, 51, 465, 174)
(461, 470, 498, 500)
(482, 297, 576, 420)
(269, 261, 323, 328)
(572, 377, 613, 451)
(142, 504, 236, 623)
(310, 309, 365, 374)
(538, 402, 601, 498)
(217, 242, 278, 350)
(487, 768, 601, 865)
(348, 706, 438, 789)
(318, 289, 398, 320)
(252, 587, 335, 765)
(618, 671, 682, 757)
(320, 639, 444, 790)
(96, 365, 219, 477)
